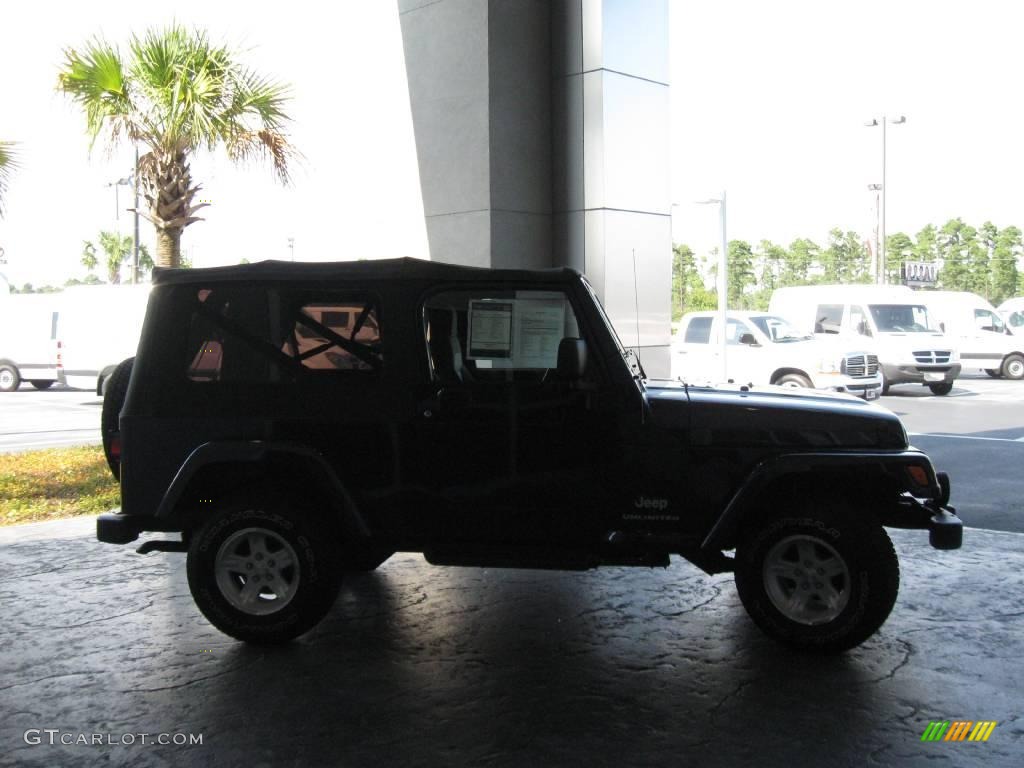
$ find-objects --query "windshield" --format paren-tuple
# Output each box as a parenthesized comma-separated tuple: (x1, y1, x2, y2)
(580, 276, 644, 378)
(868, 304, 937, 333)
(750, 315, 812, 343)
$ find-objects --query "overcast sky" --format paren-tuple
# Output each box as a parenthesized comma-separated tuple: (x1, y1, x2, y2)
(2, 0, 1023, 286)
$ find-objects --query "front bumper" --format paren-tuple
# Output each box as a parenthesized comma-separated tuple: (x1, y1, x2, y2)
(883, 362, 961, 386)
(813, 372, 883, 400)
(837, 382, 882, 401)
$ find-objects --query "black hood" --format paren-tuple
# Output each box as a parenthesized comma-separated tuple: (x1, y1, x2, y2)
(644, 380, 908, 450)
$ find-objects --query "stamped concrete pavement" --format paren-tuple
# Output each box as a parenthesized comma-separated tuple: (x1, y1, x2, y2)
(0, 517, 1021, 768)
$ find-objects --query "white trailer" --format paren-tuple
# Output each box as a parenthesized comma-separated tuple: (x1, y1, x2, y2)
(0, 292, 60, 392)
(55, 284, 151, 393)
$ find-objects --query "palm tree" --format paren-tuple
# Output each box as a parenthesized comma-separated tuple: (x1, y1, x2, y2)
(57, 25, 296, 267)
(0, 141, 18, 217)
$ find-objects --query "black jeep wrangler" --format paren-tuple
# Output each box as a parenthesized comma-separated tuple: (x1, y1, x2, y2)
(97, 258, 962, 652)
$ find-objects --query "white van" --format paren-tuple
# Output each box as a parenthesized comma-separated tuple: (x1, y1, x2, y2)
(998, 297, 1024, 337)
(0, 293, 60, 392)
(768, 285, 960, 395)
(56, 284, 151, 393)
(920, 291, 1024, 379)
(673, 311, 883, 399)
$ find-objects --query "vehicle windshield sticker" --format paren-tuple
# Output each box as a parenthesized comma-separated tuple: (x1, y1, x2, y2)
(513, 299, 565, 369)
(468, 300, 513, 359)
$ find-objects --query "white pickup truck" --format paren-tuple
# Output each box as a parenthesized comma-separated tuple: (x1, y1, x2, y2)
(672, 311, 883, 400)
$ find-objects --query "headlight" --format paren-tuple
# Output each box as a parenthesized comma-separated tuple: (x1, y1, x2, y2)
(818, 358, 840, 374)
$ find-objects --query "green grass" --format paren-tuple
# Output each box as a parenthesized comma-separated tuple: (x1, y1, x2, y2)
(0, 445, 119, 526)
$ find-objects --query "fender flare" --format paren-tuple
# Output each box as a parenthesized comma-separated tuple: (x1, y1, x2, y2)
(155, 440, 371, 538)
(701, 449, 941, 551)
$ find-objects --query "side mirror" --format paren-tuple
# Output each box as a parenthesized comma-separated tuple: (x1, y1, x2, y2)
(556, 337, 587, 380)
(738, 332, 759, 347)
(857, 320, 872, 337)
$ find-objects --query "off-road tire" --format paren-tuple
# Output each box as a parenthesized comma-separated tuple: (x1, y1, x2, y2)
(187, 501, 341, 644)
(735, 501, 900, 653)
(101, 357, 134, 479)
(928, 381, 954, 396)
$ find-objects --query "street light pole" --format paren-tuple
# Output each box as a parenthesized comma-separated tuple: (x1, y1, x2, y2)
(865, 115, 906, 284)
(868, 183, 882, 282)
(132, 147, 140, 284)
(697, 191, 728, 383)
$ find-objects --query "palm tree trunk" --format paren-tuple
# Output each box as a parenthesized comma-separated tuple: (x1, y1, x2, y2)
(156, 228, 181, 268)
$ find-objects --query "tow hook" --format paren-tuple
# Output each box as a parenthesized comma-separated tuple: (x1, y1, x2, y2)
(927, 506, 962, 550)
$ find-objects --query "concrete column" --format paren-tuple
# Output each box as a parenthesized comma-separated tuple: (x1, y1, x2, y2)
(399, 0, 671, 375)
(552, 0, 671, 375)
(398, 0, 551, 269)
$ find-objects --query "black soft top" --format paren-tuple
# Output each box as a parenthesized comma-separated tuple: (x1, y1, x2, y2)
(152, 257, 580, 286)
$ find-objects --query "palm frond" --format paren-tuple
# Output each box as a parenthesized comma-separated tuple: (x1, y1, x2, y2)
(56, 38, 137, 149)
(0, 141, 19, 216)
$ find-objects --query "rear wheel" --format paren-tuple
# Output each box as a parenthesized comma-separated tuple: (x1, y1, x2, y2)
(1002, 353, 1024, 380)
(187, 501, 341, 644)
(928, 381, 954, 395)
(734, 500, 900, 653)
(775, 373, 813, 389)
(101, 357, 134, 480)
(0, 364, 20, 392)
(29, 380, 55, 390)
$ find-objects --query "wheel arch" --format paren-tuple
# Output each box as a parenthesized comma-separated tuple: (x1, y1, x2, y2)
(770, 367, 813, 385)
(701, 452, 934, 551)
(156, 441, 371, 541)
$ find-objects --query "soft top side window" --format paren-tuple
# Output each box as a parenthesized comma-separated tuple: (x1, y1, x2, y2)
(281, 295, 382, 372)
(185, 286, 274, 382)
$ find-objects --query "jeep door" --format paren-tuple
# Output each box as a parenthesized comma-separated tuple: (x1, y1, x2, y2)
(412, 286, 618, 546)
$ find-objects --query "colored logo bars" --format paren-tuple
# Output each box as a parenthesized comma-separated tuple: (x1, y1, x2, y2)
(921, 721, 997, 742)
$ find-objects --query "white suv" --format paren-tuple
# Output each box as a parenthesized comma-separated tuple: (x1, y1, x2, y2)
(673, 311, 882, 400)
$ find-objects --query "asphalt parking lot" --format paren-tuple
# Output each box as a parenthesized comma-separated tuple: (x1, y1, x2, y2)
(0, 386, 102, 453)
(0, 373, 1021, 767)
(881, 372, 1024, 533)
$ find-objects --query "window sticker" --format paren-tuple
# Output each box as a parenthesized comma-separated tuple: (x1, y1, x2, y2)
(513, 299, 566, 368)
(468, 300, 514, 359)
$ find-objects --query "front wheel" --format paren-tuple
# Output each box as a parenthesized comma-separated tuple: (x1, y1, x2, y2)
(734, 503, 900, 653)
(775, 373, 812, 389)
(1002, 353, 1024, 380)
(187, 503, 341, 644)
(928, 381, 954, 395)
